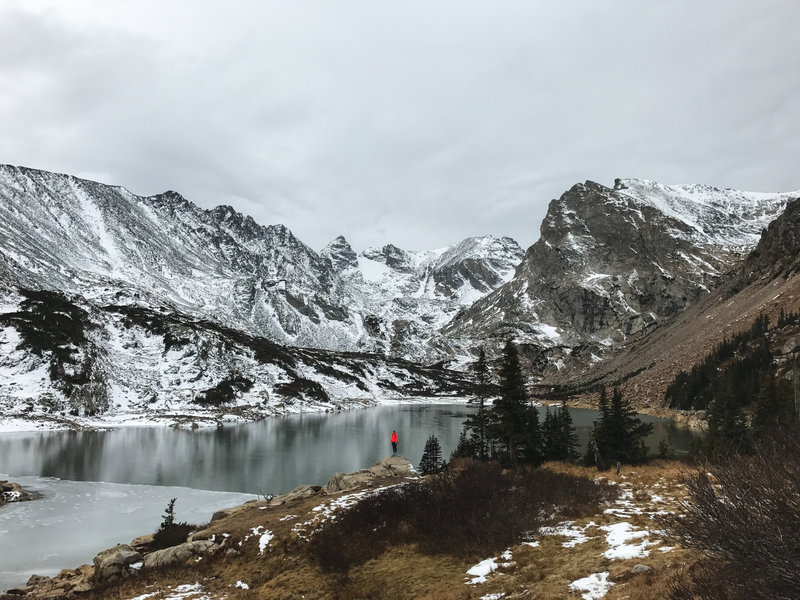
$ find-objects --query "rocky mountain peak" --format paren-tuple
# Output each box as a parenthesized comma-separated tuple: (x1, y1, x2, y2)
(732, 197, 800, 286)
(321, 235, 358, 272)
(443, 178, 797, 373)
(362, 244, 414, 272)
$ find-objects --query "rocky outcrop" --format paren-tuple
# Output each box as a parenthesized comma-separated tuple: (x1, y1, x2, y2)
(728, 197, 800, 289)
(0, 481, 36, 505)
(142, 540, 218, 569)
(93, 544, 142, 582)
(268, 484, 322, 506)
(325, 455, 415, 493)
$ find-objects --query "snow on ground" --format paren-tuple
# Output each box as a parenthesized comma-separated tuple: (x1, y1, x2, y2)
(539, 520, 595, 548)
(465, 549, 515, 584)
(291, 483, 403, 540)
(462, 473, 682, 598)
(125, 583, 212, 600)
(569, 571, 614, 600)
(258, 529, 274, 554)
(601, 522, 652, 559)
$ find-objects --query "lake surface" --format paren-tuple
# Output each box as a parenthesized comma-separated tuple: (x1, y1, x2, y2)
(0, 403, 696, 495)
(0, 403, 697, 591)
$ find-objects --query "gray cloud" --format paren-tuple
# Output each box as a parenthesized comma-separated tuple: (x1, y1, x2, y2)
(1, 1, 799, 252)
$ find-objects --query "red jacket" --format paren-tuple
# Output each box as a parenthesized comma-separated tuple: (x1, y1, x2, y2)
(390, 432, 398, 443)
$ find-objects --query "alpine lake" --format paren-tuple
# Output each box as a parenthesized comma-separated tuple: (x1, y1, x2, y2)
(0, 402, 699, 590)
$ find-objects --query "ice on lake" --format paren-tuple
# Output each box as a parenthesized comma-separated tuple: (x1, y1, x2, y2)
(0, 473, 255, 592)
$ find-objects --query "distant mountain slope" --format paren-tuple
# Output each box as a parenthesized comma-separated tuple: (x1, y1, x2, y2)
(442, 179, 798, 371)
(543, 197, 800, 408)
(0, 287, 473, 427)
(0, 165, 522, 362)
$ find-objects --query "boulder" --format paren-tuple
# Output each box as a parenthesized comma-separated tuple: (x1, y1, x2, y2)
(142, 540, 218, 569)
(210, 499, 266, 522)
(93, 544, 142, 581)
(130, 533, 156, 553)
(325, 470, 375, 493)
(325, 456, 414, 493)
(269, 484, 321, 506)
(26, 575, 51, 587)
(0, 480, 37, 505)
(631, 564, 654, 575)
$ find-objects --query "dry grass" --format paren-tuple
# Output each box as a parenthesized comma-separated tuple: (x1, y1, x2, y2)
(80, 460, 703, 600)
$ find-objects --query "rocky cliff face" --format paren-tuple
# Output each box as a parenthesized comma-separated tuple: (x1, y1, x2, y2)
(729, 197, 800, 287)
(442, 179, 797, 374)
(546, 195, 800, 409)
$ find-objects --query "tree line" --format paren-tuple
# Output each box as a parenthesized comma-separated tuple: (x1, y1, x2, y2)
(418, 340, 653, 474)
(664, 311, 799, 457)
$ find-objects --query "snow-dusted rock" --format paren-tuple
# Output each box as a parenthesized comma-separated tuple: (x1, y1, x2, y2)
(325, 456, 414, 493)
(142, 540, 218, 569)
(92, 544, 142, 581)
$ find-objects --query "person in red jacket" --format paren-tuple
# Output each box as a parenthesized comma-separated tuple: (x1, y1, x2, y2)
(390, 430, 398, 456)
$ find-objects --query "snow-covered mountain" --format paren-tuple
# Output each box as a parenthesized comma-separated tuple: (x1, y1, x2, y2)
(0, 287, 474, 427)
(442, 178, 799, 374)
(2, 164, 799, 425)
(0, 165, 523, 362)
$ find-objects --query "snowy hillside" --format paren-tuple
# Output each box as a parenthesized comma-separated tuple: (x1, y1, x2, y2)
(0, 165, 522, 362)
(0, 288, 472, 429)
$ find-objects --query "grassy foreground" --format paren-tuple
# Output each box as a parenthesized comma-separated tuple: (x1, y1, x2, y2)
(68, 461, 700, 600)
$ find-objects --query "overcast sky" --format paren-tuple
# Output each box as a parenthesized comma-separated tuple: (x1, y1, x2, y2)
(1, 1, 799, 252)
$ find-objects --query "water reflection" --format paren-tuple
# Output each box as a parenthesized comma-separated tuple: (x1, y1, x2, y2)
(0, 404, 698, 494)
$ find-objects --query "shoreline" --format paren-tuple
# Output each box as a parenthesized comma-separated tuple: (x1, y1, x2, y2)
(0, 394, 474, 434)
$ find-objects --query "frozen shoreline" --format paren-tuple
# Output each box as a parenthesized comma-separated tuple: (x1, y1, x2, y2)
(0, 395, 477, 434)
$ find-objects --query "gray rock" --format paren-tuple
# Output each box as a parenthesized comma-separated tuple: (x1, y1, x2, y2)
(269, 484, 321, 505)
(631, 564, 654, 575)
(142, 540, 218, 569)
(130, 533, 155, 553)
(325, 456, 414, 493)
(26, 574, 51, 587)
(92, 544, 142, 581)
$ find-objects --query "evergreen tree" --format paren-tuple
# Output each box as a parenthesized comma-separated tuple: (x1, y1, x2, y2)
(752, 374, 796, 436)
(556, 400, 580, 461)
(488, 340, 539, 466)
(588, 387, 652, 466)
(450, 427, 476, 460)
(704, 379, 751, 456)
(419, 434, 444, 475)
(463, 346, 492, 460)
(543, 401, 579, 462)
(541, 407, 558, 461)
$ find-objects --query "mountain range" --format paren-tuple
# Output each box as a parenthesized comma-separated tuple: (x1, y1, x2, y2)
(1, 164, 798, 425)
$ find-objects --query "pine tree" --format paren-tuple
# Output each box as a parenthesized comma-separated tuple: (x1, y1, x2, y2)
(752, 374, 796, 436)
(419, 434, 444, 475)
(589, 387, 652, 467)
(704, 379, 751, 456)
(541, 407, 558, 461)
(464, 346, 492, 460)
(450, 427, 475, 460)
(488, 340, 539, 466)
(557, 400, 580, 461)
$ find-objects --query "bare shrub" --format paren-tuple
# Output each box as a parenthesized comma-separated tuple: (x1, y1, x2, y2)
(310, 461, 615, 572)
(660, 430, 800, 600)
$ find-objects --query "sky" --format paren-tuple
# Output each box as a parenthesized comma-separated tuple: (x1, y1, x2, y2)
(1, 1, 799, 253)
